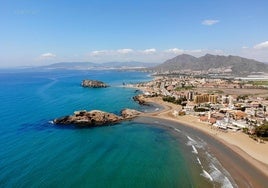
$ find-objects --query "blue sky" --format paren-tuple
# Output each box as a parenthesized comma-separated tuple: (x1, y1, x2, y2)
(1, 0, 268, 67)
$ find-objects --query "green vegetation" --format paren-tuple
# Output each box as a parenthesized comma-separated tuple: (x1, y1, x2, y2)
(207, 90, 224, 94)
(248, 80, 268, 86)
(242, 127, 249, 133)
(255, 123, 268, 138)
(175, 85, 195, 91)
(237, 95, 248, 101)
(162, 96, 186, 105)
(193, 106, 209, 112)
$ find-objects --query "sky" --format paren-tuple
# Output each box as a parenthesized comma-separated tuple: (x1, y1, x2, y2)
(1, 0, 268, 67)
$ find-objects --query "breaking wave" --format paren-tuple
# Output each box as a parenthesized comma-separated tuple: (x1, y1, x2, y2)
(174, 128, 181, 133)
(186, 135, 237, 188)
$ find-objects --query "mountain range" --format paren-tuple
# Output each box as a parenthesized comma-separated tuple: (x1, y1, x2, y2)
(42, 61, 158, 70)
(41, 54, 268, 76)
(152, 54, 268, 75)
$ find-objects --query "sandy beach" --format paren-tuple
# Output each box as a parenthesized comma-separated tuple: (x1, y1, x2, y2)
(138, 96, 268, 187)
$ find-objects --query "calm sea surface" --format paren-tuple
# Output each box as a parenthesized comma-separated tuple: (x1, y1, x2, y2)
(0, 69, 235, 187)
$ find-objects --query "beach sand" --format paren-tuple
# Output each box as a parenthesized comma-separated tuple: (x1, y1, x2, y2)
(138, 96, 268, 187)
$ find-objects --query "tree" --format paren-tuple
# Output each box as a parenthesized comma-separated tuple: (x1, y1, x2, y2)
(237, 95, 248, 101)
(255, 123, 268, 138)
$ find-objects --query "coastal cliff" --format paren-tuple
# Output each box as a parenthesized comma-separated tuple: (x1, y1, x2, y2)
(53, 109, 141, 127)
(81, 80, 109, 88)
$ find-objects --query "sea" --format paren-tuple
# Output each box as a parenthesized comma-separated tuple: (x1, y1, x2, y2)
(0, 69, 237, 188)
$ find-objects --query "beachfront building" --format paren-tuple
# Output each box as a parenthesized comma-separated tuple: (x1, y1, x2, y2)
(194, 94, 208, 104)
(186, 91, 195, 101)
(184, 101, 196, 114)
(232, 120, 248, 129)
(209, 95, 218, 104)
(194, 94, 218, 104)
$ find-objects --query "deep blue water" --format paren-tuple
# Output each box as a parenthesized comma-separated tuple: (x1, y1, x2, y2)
(0, 69, 231, 187)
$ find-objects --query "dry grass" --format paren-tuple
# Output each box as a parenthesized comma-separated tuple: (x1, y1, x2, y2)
(197, 87, 268, 97)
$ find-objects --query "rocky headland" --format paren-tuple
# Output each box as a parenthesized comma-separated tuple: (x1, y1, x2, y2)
(133, 94, 146, 105)
(53, 108, 141, 127)
(81, 80, 109, 88)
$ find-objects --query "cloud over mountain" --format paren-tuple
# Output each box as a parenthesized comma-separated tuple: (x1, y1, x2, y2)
(117, 49, 134, 54)
(40, 53, 56, 58)
(142, 48, 156, 54)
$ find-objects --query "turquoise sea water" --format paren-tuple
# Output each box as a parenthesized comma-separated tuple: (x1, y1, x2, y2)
(0, 69, 234, 187)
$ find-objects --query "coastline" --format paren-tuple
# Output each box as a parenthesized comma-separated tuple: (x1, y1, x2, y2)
(137, 95, 268, 187)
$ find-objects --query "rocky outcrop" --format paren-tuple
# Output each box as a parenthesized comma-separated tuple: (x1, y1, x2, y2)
(81, 80, 108, 88)
(53, 108, 142, 127)
(53, 110, 122, 127)
(133, 94, 147, 105)
(121, 108, 141, 119)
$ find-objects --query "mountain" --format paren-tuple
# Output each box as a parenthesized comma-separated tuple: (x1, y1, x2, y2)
(153, 54, 268, 75)
(42, 61, 158, 70)
(43, 62, 98, 69)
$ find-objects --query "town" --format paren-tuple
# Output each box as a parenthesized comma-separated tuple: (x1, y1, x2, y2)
(133, 75, 268, 140)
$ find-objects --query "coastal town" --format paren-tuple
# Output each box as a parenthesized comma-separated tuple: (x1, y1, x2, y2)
(132, 75, 268, 141)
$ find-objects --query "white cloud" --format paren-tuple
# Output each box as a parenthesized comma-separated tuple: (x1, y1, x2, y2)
(117, 48, 133, 54)
(90, 50, 109, 56)
(90, 49, 134, 56)
(202, 19, 219, 26)
(85, 48, 228, 63)
(40, 53, 56, 58)
(253, 41, 268, 49)
(242, 46, 249, 49)
(165, 48, 212, 55)
(166, 48, 184, 54)
(35, 47, 268, 65)
(143, 48, 156, 54)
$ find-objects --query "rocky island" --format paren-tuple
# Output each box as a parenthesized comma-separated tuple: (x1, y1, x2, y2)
(81, 80, 109, 88)
(53, 108, 141, 127)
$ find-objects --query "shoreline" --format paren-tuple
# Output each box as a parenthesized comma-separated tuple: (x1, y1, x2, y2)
(137, 95, 268, 187)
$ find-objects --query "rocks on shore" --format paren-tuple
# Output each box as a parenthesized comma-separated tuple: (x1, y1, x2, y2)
(53, 108, 141, 127)
(133, 94, 147, 105)
(121, 108, 141, 119)
(81, 80, 109, 88)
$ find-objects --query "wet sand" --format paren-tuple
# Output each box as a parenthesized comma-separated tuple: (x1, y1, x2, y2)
(137, 96, 268, 188)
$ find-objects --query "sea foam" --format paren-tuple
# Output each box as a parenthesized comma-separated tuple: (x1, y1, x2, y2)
(192, 145, 198, 154)
(48, 121, 54, 124)
(174, 128, 181, 133)
(206, 152, 236, 188)
(202, 169, 213, 182)
(186, 135, 206, 149)
(186, 135, 236, 188)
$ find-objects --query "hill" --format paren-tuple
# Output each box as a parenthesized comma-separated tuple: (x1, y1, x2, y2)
(153, 54, 268, 76)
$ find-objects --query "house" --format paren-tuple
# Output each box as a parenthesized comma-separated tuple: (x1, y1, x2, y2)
(184, 102, 196, 113)
(199, 116, 208, 122)
(232, 120, 248, 129)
